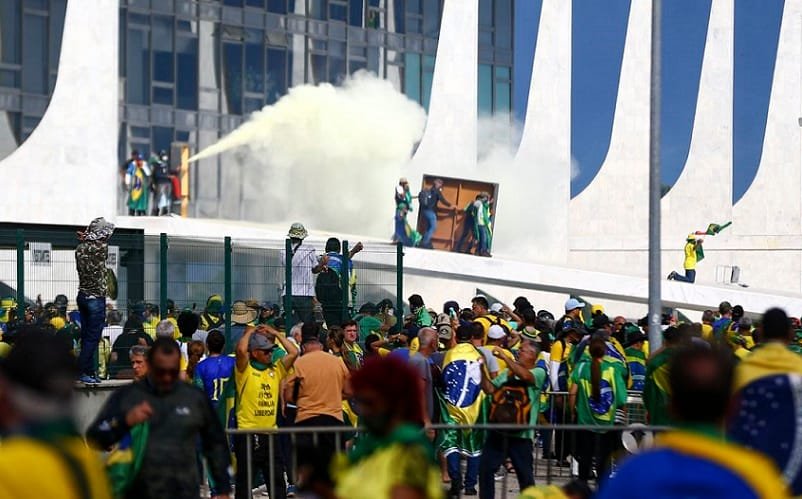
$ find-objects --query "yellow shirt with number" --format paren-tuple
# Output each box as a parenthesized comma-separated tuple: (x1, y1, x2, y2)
(235, 361, 287, 429)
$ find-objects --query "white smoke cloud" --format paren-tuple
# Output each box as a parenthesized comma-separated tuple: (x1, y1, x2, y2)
(190, 71, 427, 236)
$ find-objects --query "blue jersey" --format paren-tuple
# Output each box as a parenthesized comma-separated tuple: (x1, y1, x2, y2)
(326, 252, 353, 276)
(193, 355, 236, 408)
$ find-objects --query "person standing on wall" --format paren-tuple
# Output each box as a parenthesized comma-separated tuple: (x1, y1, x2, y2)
(418, 178, 453, 249)
(668, 234, 703, 283)
(281, 223, 326, 324)
(75, 217, 115, 385)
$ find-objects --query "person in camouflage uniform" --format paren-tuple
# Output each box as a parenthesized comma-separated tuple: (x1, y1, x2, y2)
(75, 217, 114, 384)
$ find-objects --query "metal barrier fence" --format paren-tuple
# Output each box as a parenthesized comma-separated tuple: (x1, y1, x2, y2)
(0, 228, 403, 344)
(221, 391, 652, 499)
(225, 420, 668, 499)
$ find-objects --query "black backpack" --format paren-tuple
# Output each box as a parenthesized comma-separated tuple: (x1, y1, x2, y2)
(489, 377, 532, 425)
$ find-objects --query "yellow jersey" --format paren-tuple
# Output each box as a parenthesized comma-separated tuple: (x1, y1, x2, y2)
(683, 241, 697, 270)
(0, 436, 112, 499)
(235, 361, 287, 429)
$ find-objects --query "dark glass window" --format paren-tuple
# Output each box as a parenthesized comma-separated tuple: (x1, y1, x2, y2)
(223, 42, 243, 114)
(349, 0, 363, 26)
(22, 14, 47, 94)
(406, 0, 420, 14)
(393, 1, 405, 33)
(310, 53, 327, 83)
(245, 42, 264, 93)
(404, 52, 420, 103)
(267, 0, 287, 13)
(176, 35, 198, 110)
(494, 0, 512, 49)
(423, 0, 439, 37)
(329, 2, 347, 22)
(246, 0, 265, 7)
(478, 63, 492, 115)
(223, 0, 243, 6)
(152, 16, 174, 83)
(126, 28, 150, 105)
(152, 126, 174, 152)
(266, 47, 286, 104)
(309, 0, 327, 20)
(49, 0, 66, 86)
(479, 0, 492, 27)
(153, 86, 174, 105)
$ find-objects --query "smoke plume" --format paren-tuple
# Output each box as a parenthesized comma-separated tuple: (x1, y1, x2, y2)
(191, 71, 427, 237)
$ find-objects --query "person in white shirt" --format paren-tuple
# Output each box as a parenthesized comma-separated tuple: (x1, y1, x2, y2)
(280, 223, 326, 324)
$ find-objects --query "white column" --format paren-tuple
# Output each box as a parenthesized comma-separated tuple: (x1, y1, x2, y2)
(733, 0, 801, 236)
(661, 0, 733, 242)
(0, 0, 118, 225)
(405, 0, 478, 184)
(493, 0, 571, 263)
(569, 0, 652, 246)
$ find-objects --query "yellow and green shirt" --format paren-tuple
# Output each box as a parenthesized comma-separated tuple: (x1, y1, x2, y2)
(235, 361, 287, 429)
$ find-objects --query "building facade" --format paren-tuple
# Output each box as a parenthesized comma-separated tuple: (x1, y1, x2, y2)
(0, 0, 516, 218)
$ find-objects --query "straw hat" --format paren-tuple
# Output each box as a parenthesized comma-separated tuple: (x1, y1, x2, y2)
(230, 300, 257, 325)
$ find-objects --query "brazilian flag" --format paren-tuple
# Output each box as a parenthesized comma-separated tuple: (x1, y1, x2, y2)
(106, 423, 150, 499)
(436, 343, 487, 457)
(644, 347, 675, 426)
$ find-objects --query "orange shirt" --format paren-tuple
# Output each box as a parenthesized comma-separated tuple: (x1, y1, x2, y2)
(288, 350, 349, 423)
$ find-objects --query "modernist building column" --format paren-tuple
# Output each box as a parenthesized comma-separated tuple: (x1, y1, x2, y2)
(494, 0, 571, 263)
(406, 0, 478, 184)
(568, 0, 652, 271)
(0, 0, 118, 225)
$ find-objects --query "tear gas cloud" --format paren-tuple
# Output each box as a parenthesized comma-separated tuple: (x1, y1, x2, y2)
(191, 71, 427, 237)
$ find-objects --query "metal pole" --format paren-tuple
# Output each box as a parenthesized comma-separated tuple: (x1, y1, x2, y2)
(159, 233, 168, 318)
(15, 229, 24, 320)
(341, 240, 349, 322)
(285, 239, 294, 329)
(246, 434, 253, 499)
(396, 243, 403, 327)
(224, 237, 232, 344)
(648, 0, 663, 350)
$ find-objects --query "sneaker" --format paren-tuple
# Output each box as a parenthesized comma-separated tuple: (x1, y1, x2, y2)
(287, 484, 297, 497)
(78, 374, 100, 385)
(90, 375, 102, 384)
(447, 484, 461, 498)
(464, 487, 478, 496)
(667, 271, 677, 280)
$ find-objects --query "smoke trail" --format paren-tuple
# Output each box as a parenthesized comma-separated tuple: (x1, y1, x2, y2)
(191, 71, 427, 237)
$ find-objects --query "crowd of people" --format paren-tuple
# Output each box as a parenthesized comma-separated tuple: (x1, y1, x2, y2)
(3, 219, 802, 498)
(394, 178, 494, 256)
(120, 150, 179, 217)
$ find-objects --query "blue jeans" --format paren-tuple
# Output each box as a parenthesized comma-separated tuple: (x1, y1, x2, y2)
(673, 269, 696, 283)
(421, 209, 437, 248)
(479, 434, 535, 498)
(76, 291, 106, 376)
(446, 452, 479, 490)
(477, 226, 490, 255)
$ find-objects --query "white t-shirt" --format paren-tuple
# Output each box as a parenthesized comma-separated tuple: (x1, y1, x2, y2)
(280, 243, 317, 297)
(474, 200, 485, 226)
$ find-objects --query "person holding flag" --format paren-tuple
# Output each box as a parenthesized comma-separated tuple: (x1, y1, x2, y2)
(644, 326, 687, 425)
(668, 234, 703, 283)
(437, 324, 486, 498)
(125, 152, 151, 216)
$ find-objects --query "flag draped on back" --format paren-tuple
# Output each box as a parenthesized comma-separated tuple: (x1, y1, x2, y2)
(437, 343, 486, 457)
(644, 348, 674, 426)
(728, 374, 802, 495)
(106, 423, 150, 499)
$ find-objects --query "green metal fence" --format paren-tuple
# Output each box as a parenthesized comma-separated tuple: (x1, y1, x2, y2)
(0, 228, 404, 333)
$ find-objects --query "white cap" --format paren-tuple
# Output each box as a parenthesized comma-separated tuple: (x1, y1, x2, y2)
(488, 325, 506, 340)
(490, 303, 504, 313)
